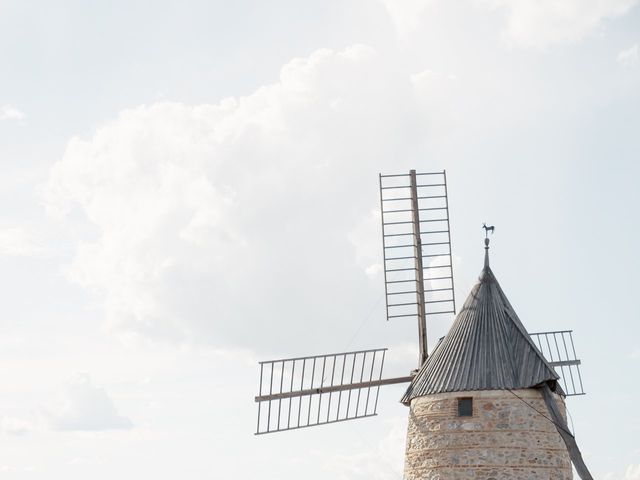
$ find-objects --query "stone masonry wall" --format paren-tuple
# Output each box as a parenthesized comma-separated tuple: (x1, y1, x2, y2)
(404, 389, 572, 480)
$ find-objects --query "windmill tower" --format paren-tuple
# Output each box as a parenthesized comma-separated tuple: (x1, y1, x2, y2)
(254, 170, 592, 480)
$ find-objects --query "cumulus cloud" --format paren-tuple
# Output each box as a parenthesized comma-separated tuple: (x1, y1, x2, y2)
(0, 105, 26, 124)
(322, 418, 406, 480)
(480, 0, 638, 47)
(45, 45, 428, 348)
(378, 0, 437, 37)
(0, 465, 37, 473)
(348, 208, 383, 279)
(0, 226, 49, 257)
(0, 416, 31, 435)
(47, 374, 132, 431)
(378, 0, 637, 46)
(618, 44, 639, 67)
(626, 465, 640, 480)
(607, 464, 640, 480)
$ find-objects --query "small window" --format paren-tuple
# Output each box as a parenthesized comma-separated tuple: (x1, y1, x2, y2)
(458, 397, 473, 417)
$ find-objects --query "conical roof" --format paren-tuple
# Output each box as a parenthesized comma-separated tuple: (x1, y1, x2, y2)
(401, 245, 559, 404)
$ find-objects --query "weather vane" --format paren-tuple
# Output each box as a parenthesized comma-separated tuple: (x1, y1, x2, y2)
(482, 222, 495, 238)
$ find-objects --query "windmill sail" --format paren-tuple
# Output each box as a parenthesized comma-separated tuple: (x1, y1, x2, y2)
(529, 330, 585, 396)
(379, 170, 456, 363)
(255, 348, 411, 434)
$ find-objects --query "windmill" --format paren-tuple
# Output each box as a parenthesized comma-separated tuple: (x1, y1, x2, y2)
(254, 170, 592, 479)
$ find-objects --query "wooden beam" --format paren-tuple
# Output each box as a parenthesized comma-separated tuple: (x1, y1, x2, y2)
(255, 376, 413, 403)
(409, 169, 428, 365)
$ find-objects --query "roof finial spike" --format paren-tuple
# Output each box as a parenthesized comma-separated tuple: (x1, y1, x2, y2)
(484, 237, 490, 268)
(482, 223, 495, 268)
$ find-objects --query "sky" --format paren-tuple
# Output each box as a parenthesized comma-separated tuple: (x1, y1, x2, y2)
(0, 0, 639, 478)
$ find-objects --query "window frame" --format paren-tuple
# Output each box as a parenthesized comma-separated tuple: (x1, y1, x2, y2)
(457, 397, 473, 417)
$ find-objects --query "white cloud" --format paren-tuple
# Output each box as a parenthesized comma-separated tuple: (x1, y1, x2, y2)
(0, 465, 37, 473)
(348, 208, 383, 279)
(378, 0, 437, 37)
(46, 374, 133, 431)
(626, 465, 640, 480)
(0, 226, 49, 257)
(378, 0, 638, 46)
(68, 456, 104, 466)
(45, 45, 427, 347)
(618, 44, 639, 67)
(322, 418, 406, 480)
(606, 464, 640, 480)
(0, 105, 26, 124)
(387, 342, 419, 365)
(480, 0, 638, 47)
(0, 416, 31, 435)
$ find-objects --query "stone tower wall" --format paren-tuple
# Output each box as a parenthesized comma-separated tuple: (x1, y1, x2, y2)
(404, 389, 572, 480)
